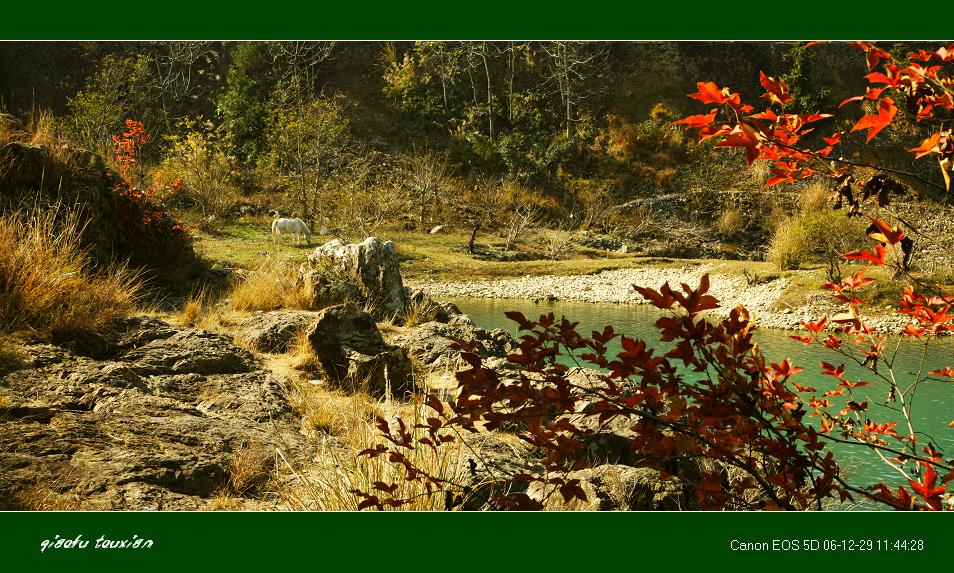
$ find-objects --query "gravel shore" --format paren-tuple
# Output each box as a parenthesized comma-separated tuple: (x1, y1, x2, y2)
(409, 265, 910, 333)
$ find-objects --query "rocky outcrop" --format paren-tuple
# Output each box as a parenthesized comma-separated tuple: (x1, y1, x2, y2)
(306, 302, 414, 397)
(304, 238, 408, 320)
(238, 311, 316, 353)
(449, 433, 543, 511)
(298, 273, 363, 310)
(0, 317, 304, 510)
(1, 142, 117, 263)
(389, 320, 515, 372)
(405, 288, 468, 324)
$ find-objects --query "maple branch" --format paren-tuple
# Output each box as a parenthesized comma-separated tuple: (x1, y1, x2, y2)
(816, 432, 951, 472)
(769, 138, 948, 195)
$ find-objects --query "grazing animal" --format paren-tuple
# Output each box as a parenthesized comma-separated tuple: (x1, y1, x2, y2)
(272, 217, 312, 245)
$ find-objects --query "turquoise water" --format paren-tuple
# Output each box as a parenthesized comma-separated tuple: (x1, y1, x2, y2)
(449, 297, 954, 497)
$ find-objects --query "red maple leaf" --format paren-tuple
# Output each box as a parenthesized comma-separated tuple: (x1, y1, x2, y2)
(908, 132, 943, 158)
(851, 97, 897, 143)
(689, 81, 731, 105)
(716, 124, 761, 164)
(673, 109, 718, 130)
(867, 217, 905, 245)
(759, 71, 793, 106)
(843, 243, 888, 266)
(850, 41, 893, 71)
(908, 464, 947, 506)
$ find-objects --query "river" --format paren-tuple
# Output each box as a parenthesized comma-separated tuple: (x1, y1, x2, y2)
(448, 296, 954, 501)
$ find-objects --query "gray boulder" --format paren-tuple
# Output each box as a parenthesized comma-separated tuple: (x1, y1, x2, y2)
(389, 320, 515, 372)
(448, 433, 543, 511)
(305, 237, 408, 320)
(119, 329, 258, 376)
(298, 272, 363, 310)
(238, 311, 315, 353)
(306, 302, 414, 397)
(405, 288, 467, 324)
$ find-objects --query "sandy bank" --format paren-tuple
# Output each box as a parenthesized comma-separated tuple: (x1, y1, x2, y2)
(408, 265, 910, 333)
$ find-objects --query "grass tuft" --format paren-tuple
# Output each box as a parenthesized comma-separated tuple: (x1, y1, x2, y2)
(0, 205, 141, 342)
(278, 394, 463, 511)
(228, 256, 313, 312)
(228, 441, 275, 497)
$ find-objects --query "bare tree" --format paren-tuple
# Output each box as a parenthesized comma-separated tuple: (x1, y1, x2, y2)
(503, 204, 541, 251)
(268, 41, 338, 97)
(400, 148, 452, 232)
(415, 41, 464, 111)
(504, 42, 527, 121)
(147, 41, 219, 131)
(540, 41, 609, 138)
(462, 43, 496, 140)
(327, 151, 404, 240)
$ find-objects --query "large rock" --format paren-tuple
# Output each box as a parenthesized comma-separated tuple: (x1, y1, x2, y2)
(447, 433, 543, 511)
(306, 302, 414, 397)
(405, 288, 468, 324)
(0, 317, 304, 510)
(389, 320, 516, 372)
(298, 272, 363, 310)
(119, 329, 259, 376)
(238, 311, 316, 353)
(305, 237, 408, 320)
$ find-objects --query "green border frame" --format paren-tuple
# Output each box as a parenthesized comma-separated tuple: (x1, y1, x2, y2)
(3, 0, 954, 40)
(5, 512, 953, 570)
(2, 1, 951, 569)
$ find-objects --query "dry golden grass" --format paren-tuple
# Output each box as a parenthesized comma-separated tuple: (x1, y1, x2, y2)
(0, 335, 26, 375)
(207, 495, 246, 511)
(748, 160, 772, 185)
(6, 483, 86, 511)
(173, 288, 238, 333)
(0, 206, 141, 341)
(229, 256, 313, 312)
(716, 208, 744, 239)
(180, 298, 204, 327)
(767, 210, 868, 271)
(228, 441, 274, 496)
(401, 297, 439, 328)
(798, 180, 830, 214)
(294, 385, 382, 443)
(766, 217, 809, 270)
(288, 327, 321, 374)
(278, 394, 464, 511)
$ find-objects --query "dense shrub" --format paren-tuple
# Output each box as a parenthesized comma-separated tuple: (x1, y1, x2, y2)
(160, 117, 241, 216)
(766, 209, 867, 270)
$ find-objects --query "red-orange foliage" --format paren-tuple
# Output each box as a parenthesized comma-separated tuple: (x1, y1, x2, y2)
(111, 120, 189, 243)
(351, 43, 953, 511)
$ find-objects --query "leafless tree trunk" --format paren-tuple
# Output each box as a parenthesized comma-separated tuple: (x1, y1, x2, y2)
(541, 41, 608, 139)
(401, 148, 452, 232)
(480, 42, 493, 141)
(148, 41, 217, 132)
(503, 205, 541, 250)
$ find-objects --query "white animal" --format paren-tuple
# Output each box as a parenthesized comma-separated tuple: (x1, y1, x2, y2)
(271, 217, 312, 245)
